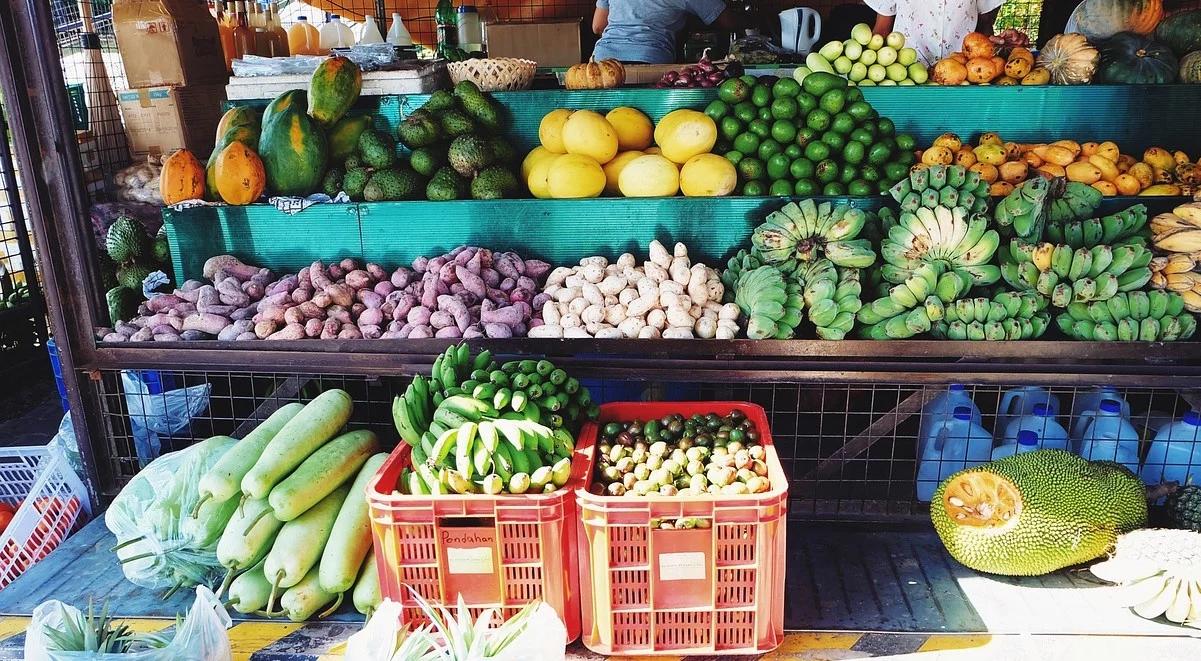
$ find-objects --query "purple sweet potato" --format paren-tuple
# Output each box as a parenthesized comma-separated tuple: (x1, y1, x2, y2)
(435, 326, 463, 338)
(481, 305, 525, 326)
(456, 265, 486, 298)
(482, 269, 500, 287)
(102, 332, 128, 342)
(203, 255, 259, 281)
(407, 306, 432, 326)
(320, 319, 341, 339)
(292, 287, 312, 304)
(345, 269, 372, 290)
(130, 327, 154, 342)
(359, 324, 382, 339)
(498, 277, 516, 292)
(311, 291, 332, 308)
(179, 330, 212, 341)
(420, 274, 440, 309)
(466, 250, 483, 273)
(154, 332, 181, 342)
(231, 306, 256, 321)
(391, 268, 412, 289)
(235, 332, 257, 341)
(484, 323, 513, 338)
(524, 260, 551, 281)
(357, 290, 383, 309)
(305, 318, 323, 338)
(254, 320, 279, 339)
(268, 323, 306, 340)
(326, 305, 352, 324)
(367, 263, 387, 282)
(182, 313, 229, 334)
(147, 295, 184, 313)
(408, 325, 433, 339)
(373, 281, 395, 297)
(494, 254, 519, 280)
(351, 303, 366, 318)
(412, 256, 430, 273)
(202, 304, 238, 317)
(259, 292, 290, 310)
(268, 275, 299, 296)
(429, 310, 455, 329)
(328, 264, 345, 280)
(310, 262, 332, 290)
(340, 258, 359, 272)
(358, 307, 384, 327)
(338, 326, 363, 340)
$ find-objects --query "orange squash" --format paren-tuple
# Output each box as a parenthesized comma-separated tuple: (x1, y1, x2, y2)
(160, 149, 205, 205)
(212, 141, 266, 205)
(564, 58, 626, 89)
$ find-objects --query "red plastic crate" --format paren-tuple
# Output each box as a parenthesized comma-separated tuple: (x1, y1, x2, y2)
(575, 402, 788, 656)
(366, 441, 588, 641)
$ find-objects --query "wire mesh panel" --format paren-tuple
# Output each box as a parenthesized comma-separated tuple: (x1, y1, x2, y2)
(88, 370, 1201, 524)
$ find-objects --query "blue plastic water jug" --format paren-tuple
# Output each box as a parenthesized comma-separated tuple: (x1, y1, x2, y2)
(991, 429, 1042, 460)
(1078, 400, 1141, 473)
(1001, 403, 1070, 451)
(998, 386, 1060, 436)
(916, 406, 993, 502)
(1140, 410, 1201, 486)
(1072, 387, 1131, 448)
(917, 384, 982, 459)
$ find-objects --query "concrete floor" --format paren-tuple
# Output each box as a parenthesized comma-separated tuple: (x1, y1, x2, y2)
(0, 356, 64, 448)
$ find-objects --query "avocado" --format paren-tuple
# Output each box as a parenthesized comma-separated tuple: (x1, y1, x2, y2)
(364, 167, 423, 202)
(426, 166, 469, 201)
(322, 166, 345, 197)
(440, 109, 476, 137)
(397, 112, 442, 149)
(343, 167, 372, 200)
(453, 81, 501, 131)
(931, 449, 1147, 576)
(447, 134, 494, 178)
(410, 146, 447, 178)
(358, 130, 397, 169)
(488, 137, 518, 165)
(422, 89, 457, 113)
(470, 166, 520, 200)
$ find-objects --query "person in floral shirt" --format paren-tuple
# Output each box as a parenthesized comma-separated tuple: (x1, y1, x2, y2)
(865, 0, 1006, 63)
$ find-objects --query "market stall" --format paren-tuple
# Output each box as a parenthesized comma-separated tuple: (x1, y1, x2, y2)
(2, 0, 1201, 658)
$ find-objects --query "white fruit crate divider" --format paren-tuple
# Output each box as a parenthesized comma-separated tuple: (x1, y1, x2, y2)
(0, 445, 91, 589)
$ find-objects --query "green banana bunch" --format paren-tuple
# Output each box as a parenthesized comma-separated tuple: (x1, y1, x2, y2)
(888, 164, 990, 215)
(732, 262, 804, 340)
(993, 177, 1050, 241)
(930, 292, 1050, 340)
(1045, 180, 1104, 224)
(751, 199, 876, 269)
(394, 344, 495, 448)
(880, 205, 1002, 288)
(1044, 204, 1148, 249)
(857, 260, 966, 339)
(796, 260, 861, 340)
(1001, 240, 1153, 308)
(1056, 290, 1197, 341)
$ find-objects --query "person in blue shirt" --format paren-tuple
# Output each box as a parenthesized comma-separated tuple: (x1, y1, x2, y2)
(592, 0, 737, 64)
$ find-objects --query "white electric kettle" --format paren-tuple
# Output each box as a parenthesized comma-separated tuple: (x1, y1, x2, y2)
(779, 7, 821, 54)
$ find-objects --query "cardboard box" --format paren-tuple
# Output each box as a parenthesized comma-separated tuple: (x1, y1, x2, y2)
(486, 19, 581, 67)
(113, 0, 227, 88)
(117, 85, 226, 159)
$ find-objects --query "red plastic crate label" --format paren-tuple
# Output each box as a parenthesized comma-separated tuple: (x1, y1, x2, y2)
(438, 525, 502, 604)
(651, 528, 713, 610)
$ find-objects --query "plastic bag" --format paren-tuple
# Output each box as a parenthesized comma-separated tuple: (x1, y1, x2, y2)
(24, 586, 232, 661)
(121, 371, 211, 465)
(47, 412, 85, 482)
(105, 436, 237, 592)
(488, 603, 565, 661)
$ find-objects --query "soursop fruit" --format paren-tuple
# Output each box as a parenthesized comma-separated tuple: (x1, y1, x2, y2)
(106, 215, 149, 263)
(1166, 484, 1201, 532)
(447, 134, 494, 178)
(152, 230, 170, 264)
(116, 262, 155, 290)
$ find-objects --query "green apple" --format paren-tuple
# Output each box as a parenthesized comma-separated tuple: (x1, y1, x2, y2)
(908, 62, 929, 84)
(858, 79, 876, 86)
(859, 48, 877, 66)
(818, 40, 843, 61)
(833, 56, 854, 75)
(851, 22, 872, 46)
(867, 63, 887, 82)
(868, 34, 885, 51)
(849, 61, 869, 82)
(878, 79, 898, 86)
(886, 31, 906, 49)
(792, 65, 812, 83)
(843, 40, 864, 61)
(877, 46, 898, 66)
(898, 47, 918, 67)
(885, 62, 908, 82)
(898, 79, 916, 86)
(805, 52, 835, 74)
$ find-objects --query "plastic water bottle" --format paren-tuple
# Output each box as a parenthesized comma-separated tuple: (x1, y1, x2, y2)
(917, 384, 981, 458)
(1140, 410, 1201, 485)
(916, 406, 993, 502)
(1001, 403, 1070, 451)
(387, 12, 413, 46)
(1078, 400, 1141, 473)
(992, 429, 1042, 460)
(1071, 386, 1130, 448)
(998, 386, 1060, 436)
(358, 14, 385, 44)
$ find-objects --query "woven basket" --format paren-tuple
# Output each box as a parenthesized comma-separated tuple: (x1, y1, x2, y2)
(447, 58, 537, 91)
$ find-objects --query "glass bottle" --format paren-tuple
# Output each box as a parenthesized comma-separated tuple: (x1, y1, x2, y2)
(435, 0, 457, 57)
(218, 0, 238, 70)
(265, 3, 289, 56)
(457, 5, 482, 53)
(232, 0, 256, 60)
(253, 2, 271, 56)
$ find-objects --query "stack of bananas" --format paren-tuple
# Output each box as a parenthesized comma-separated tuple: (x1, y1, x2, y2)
(1151, 202, 1201, 261)
(1000, 240, 1153, 308)
(1056, 290, 1196, 341)
(993, 177, 1051, 240)
(1045, 204, 1148, 249)
(728, 259, 804, 340)
(930, 292, 1050, 340)
(1044, 180, 1103, 224)
(800, 262, 862, 340)
(1150, 254, 1201, 312)
(750, 199, 876, 269)
(393, 344, 596, 495)
(888, 164, 991, 215)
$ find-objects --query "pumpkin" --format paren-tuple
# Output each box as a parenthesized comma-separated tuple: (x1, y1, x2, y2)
(212, 141, 266, 205)
(257, 90, 329, 196)
(309, 56, 362, 127)
(1156, 10, 1201, 57)
(160, 149, 205, 205)
(1181, 50, 1201, 83)
(1066, 0, 1164, 40)
(1095, 32, 1178, 83)
(564, 59, 626, 90)
(1036, 33, 1100, 84)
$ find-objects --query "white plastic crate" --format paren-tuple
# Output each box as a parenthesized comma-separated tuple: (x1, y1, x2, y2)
(0, 445, 90, 589)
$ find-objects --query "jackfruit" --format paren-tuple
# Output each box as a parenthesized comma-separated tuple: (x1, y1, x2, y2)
(931, 449, 1147, 576)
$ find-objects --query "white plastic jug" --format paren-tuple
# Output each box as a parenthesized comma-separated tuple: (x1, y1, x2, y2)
(1140, 410, 1201, 486)
(917, 384, 981, 459)
(998, 386, 1059, 436)
(992, 429, 1041, 460)
(387, 12, 413, 46)
(779, 8, 821, 54)
(1071, 386, 1130, 447)
(1001, 403, 1070, 451)
(1078, 399, 1141, 473)
(916, 406, 993, 502)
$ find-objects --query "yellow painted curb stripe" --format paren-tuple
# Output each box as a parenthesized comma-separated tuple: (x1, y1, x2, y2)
(117, 618, 177, 633)
(0, 617, 29, 641)
(918, 634, 992, 652)
(228, 621, 305, 661)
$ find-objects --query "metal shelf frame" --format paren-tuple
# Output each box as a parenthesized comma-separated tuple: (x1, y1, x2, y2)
(1, 0, 1200, 507)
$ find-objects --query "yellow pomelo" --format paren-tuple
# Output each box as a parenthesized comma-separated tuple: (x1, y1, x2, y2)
(561, 110, 619, 164)
(618, 154, 680, 197)
(654, 109, 717, 164)
(548, 154, 605, 198)
(522, 146, 557, 182)
(605, 107, 654, 151)
(538, 109, 574, 153)
(644, 147, 662, 155)
(527, 158, 554, 199)
(602, 150, 645, 196)
(679, 154, 738, 197)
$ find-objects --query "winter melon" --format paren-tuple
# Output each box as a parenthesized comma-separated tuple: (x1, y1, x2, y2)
(1154, 9, 1201, 57)
(1067, 0, 1164, 40)
(1181, 51, 1201, 83)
